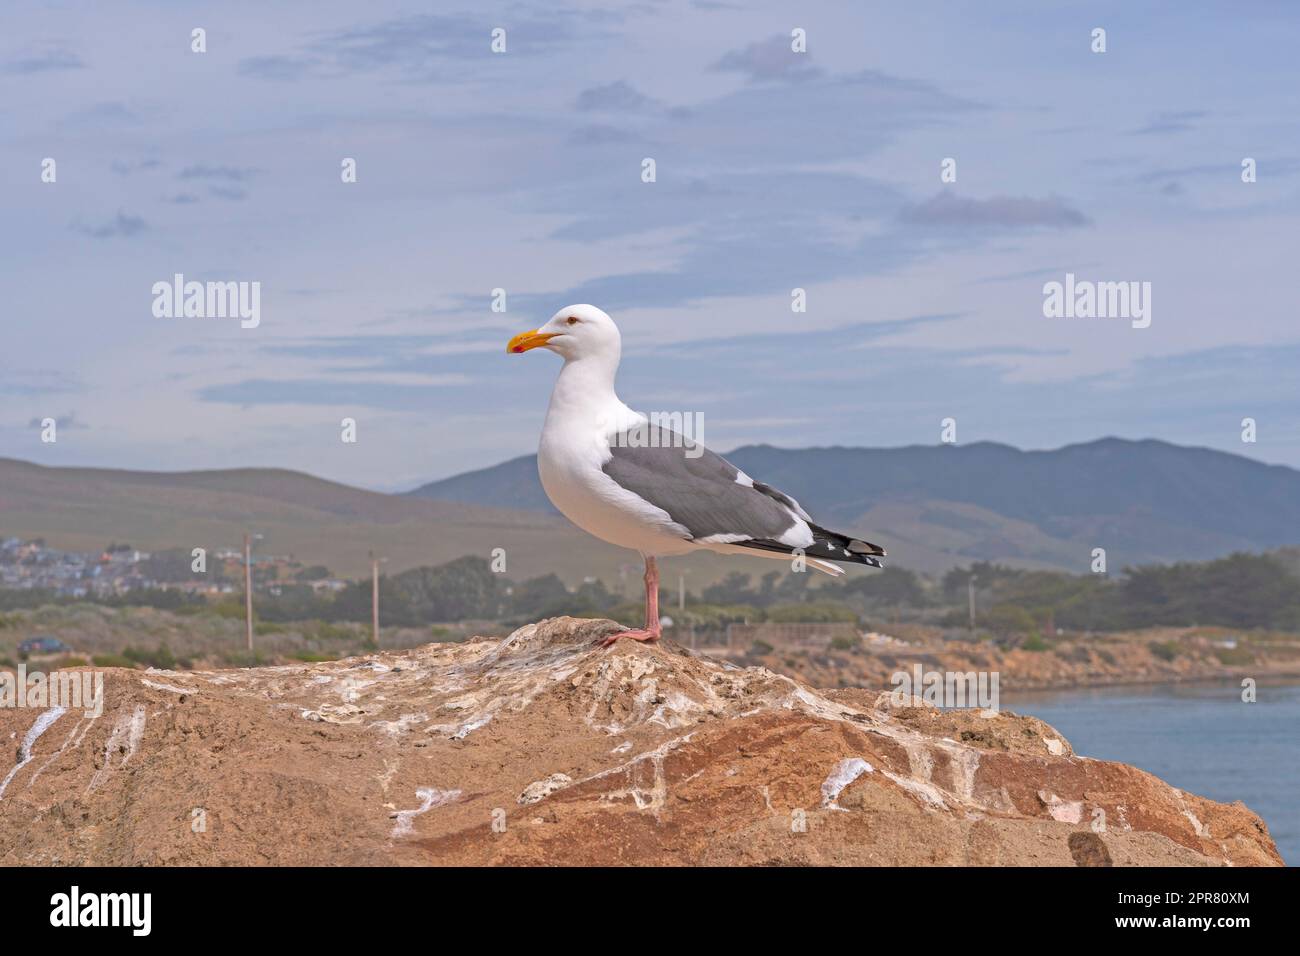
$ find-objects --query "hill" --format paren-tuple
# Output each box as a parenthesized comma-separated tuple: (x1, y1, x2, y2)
(408, 438, 1300, 573)
(0, 617, 1281, 865)
(0, 456, 625, 583)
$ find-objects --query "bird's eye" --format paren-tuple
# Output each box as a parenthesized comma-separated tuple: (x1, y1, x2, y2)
(566, 316, 579, 325)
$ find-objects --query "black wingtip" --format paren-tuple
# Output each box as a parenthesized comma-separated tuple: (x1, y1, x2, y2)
(847, 539, 887, 558)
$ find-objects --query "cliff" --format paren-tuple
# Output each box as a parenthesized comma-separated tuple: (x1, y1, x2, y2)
(0, 618, 1281, 866)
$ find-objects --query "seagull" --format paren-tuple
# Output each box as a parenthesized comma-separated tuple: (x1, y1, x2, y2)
(508, 304, 886, 647)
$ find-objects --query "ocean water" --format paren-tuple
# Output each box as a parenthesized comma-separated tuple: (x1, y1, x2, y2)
(1003, 681, 1299, 866)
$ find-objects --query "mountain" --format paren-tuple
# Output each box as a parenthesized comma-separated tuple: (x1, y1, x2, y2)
(0, 617, 1280, 865)
(407, 453, 557, 513)
(5, 437, 1297, 584)
(407, 438, 1300, 573)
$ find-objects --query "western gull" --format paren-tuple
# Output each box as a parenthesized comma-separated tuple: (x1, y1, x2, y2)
(508, 304, 886, 647)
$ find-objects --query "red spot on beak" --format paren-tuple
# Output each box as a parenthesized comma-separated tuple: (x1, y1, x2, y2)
(506, 329, 555, 353)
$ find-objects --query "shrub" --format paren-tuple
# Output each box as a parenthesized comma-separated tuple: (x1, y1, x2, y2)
(291, 650, 338, 663)
(220, 649, 269, 668)
(1213, 646, 1255, 666)
(1148, 640, 1180, 662)
(123, 642, 176, 670)
(983, 604, 1039, 637)
(766, 602, 858, 624)
(313, 622, 355, 643)
(208, 600, 246, 620)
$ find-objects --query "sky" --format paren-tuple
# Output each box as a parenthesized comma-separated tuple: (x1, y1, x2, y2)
(3, 0, 1299, 491)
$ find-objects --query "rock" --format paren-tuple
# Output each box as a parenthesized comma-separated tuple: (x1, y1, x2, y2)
(1038, 790, 1085, 824)
(0, 617, 1283, 866)
(1069, 831, 1114, 867)
(518, 773, 572, 805)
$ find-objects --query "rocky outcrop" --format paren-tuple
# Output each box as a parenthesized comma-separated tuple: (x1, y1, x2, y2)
(0, 618, 1281, 866)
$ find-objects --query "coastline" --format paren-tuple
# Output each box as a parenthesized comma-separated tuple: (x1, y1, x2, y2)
(740, 626, 1300, 695)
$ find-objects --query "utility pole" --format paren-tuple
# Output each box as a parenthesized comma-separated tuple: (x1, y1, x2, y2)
(370, 551, 380, 649)
(368, 551, 387, 649)
(244, 533, 254, 652)
(968, 573, 978, 637)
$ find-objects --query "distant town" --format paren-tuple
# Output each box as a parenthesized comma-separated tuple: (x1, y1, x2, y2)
(0, 536, 347, 598)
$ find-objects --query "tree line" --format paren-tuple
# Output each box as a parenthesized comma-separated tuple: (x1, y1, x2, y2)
(4, 549, 1299, 636)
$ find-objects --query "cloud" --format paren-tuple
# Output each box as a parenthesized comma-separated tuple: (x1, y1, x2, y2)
(1135, 162, 1227, 184)
(27, 413, 87, 430)
(650, 68, 979, 168)
(238, 13, 598, 82)
(208, 185, 248, 201)
(110, 158, 162, 176)
(899, 192, 1090, 229)
(179, 164, 257, 182)
(651, 314, 966, 359)
(576, 80, 657, 113)
(511, 167, 914, 313)
(1129, 109, 1208, 136)
(58, 102, 139, 130)
(571, 124, 638, 145)
(3, 48, 84, 74)
(711, 34, 820, 83)
(197, 376, 474, 410)
(72, 211, 148, 239)
(969, 265, 1091, 285)
(1137, 158, 1300, 185)
(237, 55, 309, 81)
(0, 369, 78, 396)
(490, 58, 976, 316)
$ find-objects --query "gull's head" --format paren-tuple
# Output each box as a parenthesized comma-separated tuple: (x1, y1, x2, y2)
(506, 304, 620, 362)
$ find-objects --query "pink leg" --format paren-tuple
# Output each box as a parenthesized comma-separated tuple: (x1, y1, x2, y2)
(600, 556, 662, 647)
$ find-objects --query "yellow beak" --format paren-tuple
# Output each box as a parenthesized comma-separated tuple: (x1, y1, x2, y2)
(506, 329, 559, 354)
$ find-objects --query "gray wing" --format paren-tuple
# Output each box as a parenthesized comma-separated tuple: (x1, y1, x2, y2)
(601, 425, 804, 542)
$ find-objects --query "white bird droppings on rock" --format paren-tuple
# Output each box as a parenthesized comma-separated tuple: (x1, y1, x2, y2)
(518, 772, 573, 805)
(0, 706, 66, 801)
(820, 757, 873, 810)
(141, 679, 194, 695)
(392, 787, 461, 837)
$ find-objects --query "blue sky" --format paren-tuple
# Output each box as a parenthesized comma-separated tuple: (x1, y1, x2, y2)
(2, 0, 1298, 490)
